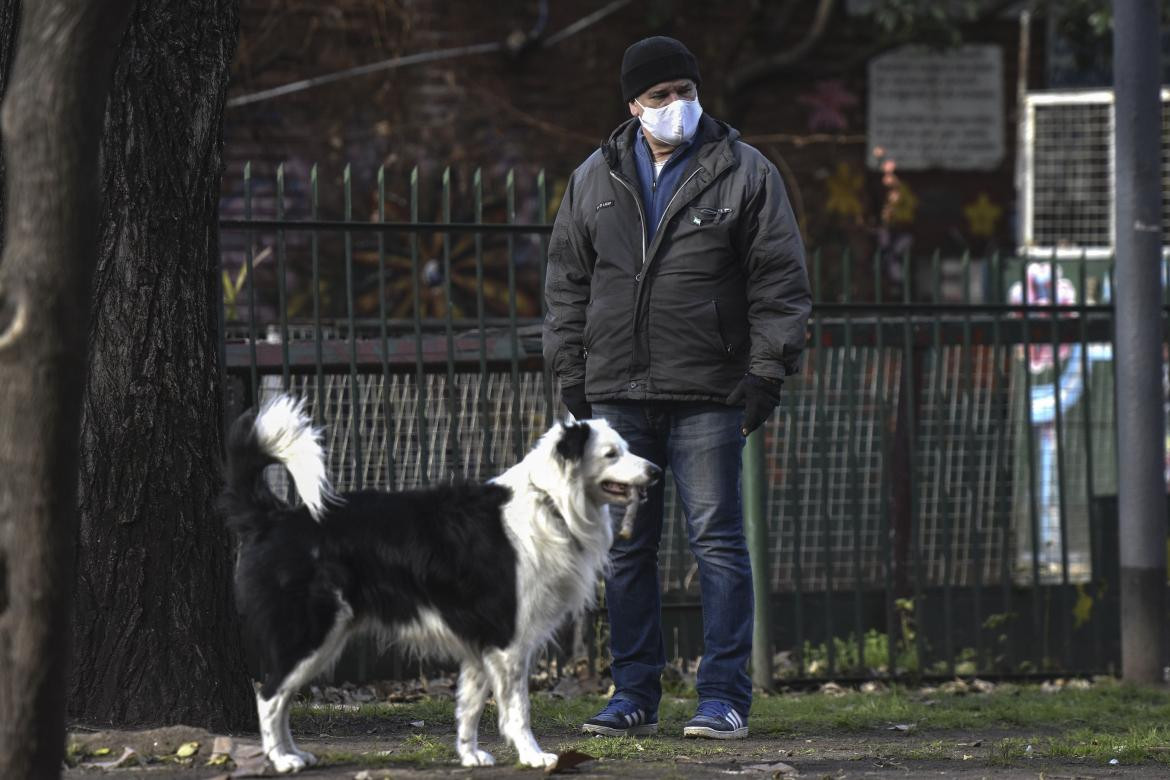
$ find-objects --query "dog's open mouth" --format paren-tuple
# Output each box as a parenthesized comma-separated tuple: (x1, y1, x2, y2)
(601, 481, 631, 498)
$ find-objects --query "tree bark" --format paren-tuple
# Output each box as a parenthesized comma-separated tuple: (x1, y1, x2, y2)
(0, 2, 132, 777)
(68, 0, 251, 729)
(0, 0, 20, 253)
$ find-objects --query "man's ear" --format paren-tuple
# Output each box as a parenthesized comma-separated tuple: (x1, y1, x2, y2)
(555, 422, 592, 463)
(629, 100, 640, 118)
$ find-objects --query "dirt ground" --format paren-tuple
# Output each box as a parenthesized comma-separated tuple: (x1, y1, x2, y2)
(62, 723, 1160, 780)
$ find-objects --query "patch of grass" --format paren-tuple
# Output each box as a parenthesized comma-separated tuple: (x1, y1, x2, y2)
(290, 681, 1170, 768)
(388, 734, 458, 764)
(874, 739, 950, 761)
(749, 680, 1170, 736)
(554, 735, 729, 761)
(1037, 726, 1170, 764)
(987, 737, 1031, 766)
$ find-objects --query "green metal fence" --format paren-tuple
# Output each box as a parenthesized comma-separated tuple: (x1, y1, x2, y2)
(219, 164, 1159, 682)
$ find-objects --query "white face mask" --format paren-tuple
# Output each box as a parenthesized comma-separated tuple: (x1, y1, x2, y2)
(635, 96, 702, 146)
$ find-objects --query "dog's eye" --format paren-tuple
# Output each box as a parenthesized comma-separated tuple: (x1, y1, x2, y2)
(605, 448, 618, 459)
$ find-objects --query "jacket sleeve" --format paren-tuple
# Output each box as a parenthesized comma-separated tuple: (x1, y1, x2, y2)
(739, 162, 812, 380)
(542, 170, 595, 386)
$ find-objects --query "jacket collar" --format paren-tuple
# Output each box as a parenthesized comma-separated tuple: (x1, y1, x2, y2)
(602, 114, 739, 181)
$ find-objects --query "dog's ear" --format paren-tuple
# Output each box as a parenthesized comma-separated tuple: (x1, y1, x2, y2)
(555, 422, 592, 462)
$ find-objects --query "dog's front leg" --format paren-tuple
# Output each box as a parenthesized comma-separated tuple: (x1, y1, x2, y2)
(256, 688, 317, 773)
(484, 648, 557, 769)
(455, 659, 495, 766)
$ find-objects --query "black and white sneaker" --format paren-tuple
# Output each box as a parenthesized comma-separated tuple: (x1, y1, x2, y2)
(683, 699, 748, 739)
(581, 698, 659, 736)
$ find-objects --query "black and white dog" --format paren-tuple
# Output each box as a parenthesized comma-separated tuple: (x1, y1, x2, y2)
(221, 396, 659, 772)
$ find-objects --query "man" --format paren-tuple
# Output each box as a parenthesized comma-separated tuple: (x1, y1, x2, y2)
(542, 36, 811, 740)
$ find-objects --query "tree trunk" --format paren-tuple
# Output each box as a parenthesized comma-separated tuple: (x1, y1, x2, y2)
(0, 2, 132, 777)
(0, 0, 19, 254)
(68, 0, 251, 730)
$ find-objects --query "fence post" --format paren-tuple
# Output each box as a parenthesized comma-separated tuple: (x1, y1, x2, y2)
(743, 427, 773, 691)
(1113, 0, 1166, 685)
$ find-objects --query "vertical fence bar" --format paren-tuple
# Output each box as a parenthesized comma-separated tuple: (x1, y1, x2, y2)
(843, 250, 864, 669)
(812, 249, 835, 675)
(276, 163, 290, 393)
(441, 168, 462, 480)
(1078, 251, 1101, 670)
(377, 166, 397, 490)
(244, 162, 259, 406)
(787, 396, 805, 675)
(1020, 260, 1044, 669)
(930, 251, 956, 676)
(1048, 259, 1073, 670)
(473, 169, 495, 477)
(902, 250, 926, 674)
(344, 164, 365, 491)
(506, 169, 523, 460)
(537, 170, 555, 427)
(311, 165, 324, 426)
(276, 164, 293, 501)
(992, 252, 1015, 669)
(875, 250, 896, 677)
(960, 252, 984, 671)
(410, 167, 430, 485)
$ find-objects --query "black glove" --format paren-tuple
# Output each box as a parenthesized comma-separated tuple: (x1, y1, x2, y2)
(727, 373, 783, 436)
(561, 382, 592, 421)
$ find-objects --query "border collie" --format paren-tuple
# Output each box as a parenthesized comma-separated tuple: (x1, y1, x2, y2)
(220, 396, 659, 772)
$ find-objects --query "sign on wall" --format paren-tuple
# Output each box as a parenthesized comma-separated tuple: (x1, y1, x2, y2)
(867, 44, 1004, 171)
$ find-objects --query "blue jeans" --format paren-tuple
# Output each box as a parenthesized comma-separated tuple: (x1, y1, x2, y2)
(593, 402, 753, 716)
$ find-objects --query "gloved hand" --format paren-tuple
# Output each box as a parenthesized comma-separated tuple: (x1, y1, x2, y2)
(726, 373, 783, 436)
(561, 383, 592, 421)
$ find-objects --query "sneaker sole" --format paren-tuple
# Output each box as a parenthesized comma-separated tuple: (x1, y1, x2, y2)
(582, 723, 659, 737)
(683, 725, 748, 740)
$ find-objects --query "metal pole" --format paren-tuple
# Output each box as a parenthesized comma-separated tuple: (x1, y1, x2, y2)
(1113, 0, 1165, 685)
(743, 427, 773, 691)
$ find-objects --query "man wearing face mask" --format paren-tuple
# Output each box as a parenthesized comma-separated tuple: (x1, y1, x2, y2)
(543, 36, 811, 740)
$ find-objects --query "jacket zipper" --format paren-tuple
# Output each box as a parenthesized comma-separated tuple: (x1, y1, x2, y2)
(608, 170, 647, 270)
(655, 167, 703, 235)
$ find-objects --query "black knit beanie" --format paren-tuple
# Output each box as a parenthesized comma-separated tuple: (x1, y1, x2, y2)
(620, 36, 701, 103)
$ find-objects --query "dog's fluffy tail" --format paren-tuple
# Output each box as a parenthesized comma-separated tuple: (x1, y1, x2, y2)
(223, 395, 336, 531)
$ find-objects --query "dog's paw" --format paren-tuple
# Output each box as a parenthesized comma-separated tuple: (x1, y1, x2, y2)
(292, 748, 318, 766)
(460, 749, 495, 767)
(269, 751, 310, 773)
(519, 751, 558, 769)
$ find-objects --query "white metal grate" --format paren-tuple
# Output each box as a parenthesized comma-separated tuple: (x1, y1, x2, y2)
(1019, 89, 1170, 257)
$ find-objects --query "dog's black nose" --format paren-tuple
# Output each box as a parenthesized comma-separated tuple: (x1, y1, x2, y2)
(646, 463, 663, 484)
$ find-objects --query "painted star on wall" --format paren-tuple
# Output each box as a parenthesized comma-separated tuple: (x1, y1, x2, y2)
(888, 181, 918, 225)
(797, 80, 858, 132)
(825, 161, 864, 220)
(964, 192, 1003, 237)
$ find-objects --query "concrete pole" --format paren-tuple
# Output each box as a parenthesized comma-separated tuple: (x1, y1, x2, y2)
(743, 428, 773, 691)
(1112, 0, 1166, 685)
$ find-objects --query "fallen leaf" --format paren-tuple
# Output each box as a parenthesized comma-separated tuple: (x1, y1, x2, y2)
(410, 720, 425, 728)
(80, 746, 141, 769)
(91, 747, 112, 757)
(176, 740, 200, 758)
(887, 723, 916, 733)
(545, 749, 595, 774)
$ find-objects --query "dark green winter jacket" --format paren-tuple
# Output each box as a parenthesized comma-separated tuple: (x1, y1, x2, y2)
(542, 114, 811, 404)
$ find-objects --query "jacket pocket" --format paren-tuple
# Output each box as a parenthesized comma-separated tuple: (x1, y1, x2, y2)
(687, 205, 734, 227)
